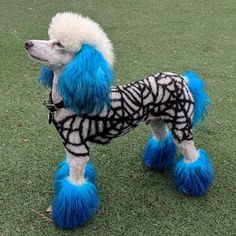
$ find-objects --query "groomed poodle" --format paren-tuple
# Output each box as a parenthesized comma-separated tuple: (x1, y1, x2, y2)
(25, 12, 213, 229)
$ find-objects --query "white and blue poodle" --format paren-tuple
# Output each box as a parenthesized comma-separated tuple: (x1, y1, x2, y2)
(25, 12, 213, 229)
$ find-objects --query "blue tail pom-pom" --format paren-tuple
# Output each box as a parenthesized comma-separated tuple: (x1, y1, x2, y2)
(54, 160, 96, 194)
(184, 71, 210, 127)
(144, 133, 176, 171)
(174, 149, 214, 197)
(52, 179, 99, 229)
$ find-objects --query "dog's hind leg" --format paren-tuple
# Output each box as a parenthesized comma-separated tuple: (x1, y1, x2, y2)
(51, 145, 99, 229)
(144, 119, 176, 171)
(173, 137, 214, 197)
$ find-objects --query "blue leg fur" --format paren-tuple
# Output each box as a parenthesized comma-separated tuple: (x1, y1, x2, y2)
(52, 179, 99, 229)
(144, 133, 176, 171)
(54, 159, 96, 194)
(174, 149, 214, 196)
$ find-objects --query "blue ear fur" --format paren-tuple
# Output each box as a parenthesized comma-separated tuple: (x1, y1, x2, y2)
(58, 44, 113, 115)
(38, 65, 54, 88)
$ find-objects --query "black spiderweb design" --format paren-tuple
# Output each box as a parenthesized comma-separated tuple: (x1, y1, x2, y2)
(51, 73, 194, 157)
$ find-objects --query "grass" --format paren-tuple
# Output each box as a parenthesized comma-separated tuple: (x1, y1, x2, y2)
(0, 0, 236, 235)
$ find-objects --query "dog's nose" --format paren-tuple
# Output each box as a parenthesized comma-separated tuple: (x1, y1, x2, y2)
(25, 41, 34, 50)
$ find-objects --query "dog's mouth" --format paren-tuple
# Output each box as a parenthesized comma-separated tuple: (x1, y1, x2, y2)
(28, 54, 49, 63)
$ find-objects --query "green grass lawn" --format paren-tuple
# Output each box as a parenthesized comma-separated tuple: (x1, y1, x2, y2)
(1, 0, 236, 235)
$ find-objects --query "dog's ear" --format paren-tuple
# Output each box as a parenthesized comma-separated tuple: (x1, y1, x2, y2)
(58, 44, 113, 115)
(38, 66, 54, 88)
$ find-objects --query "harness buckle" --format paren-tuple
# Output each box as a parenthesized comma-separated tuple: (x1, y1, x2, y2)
(43, 100, 57, 112)
(43, 100, 57, 124)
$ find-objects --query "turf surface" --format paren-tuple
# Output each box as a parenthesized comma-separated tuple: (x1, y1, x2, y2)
(0, 0, 236, 235)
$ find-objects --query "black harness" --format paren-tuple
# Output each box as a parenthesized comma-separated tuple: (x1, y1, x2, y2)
(43, 91, 64, 124)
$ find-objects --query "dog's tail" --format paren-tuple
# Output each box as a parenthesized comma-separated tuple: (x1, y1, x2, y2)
(183, 71, 210, 127)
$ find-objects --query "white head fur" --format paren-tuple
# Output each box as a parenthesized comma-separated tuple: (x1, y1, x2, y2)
(48, 12, 114, 65)
(25, 12, 114, 68)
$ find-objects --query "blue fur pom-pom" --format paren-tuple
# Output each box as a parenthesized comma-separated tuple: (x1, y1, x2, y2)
(144, 133, 176, 171)
(174, 149, 214, 197)
(54, 160, 97, 194)
(184, 71, 210, 127)
(85, 162, 97, 183)
(52, 179, 99, 229)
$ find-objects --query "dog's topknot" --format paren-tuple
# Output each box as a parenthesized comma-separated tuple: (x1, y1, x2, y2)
(48, 12, 114, 65)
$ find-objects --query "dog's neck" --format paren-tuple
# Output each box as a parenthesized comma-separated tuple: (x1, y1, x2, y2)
(52, 70, 63, 104)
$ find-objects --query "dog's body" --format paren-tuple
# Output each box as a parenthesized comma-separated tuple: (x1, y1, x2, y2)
(52, 72, 194, 157)
(25, 12, 213, 229)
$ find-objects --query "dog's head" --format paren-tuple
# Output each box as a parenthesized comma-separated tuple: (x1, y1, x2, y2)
(25, 12, 114, 115)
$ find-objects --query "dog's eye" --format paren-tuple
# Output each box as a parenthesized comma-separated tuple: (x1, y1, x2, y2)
(56, 42, 64, 48)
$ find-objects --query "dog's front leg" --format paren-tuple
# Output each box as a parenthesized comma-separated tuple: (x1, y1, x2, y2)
(51, 145, 99, 229)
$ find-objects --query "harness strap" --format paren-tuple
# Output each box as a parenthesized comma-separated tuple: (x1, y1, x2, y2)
(43, 91, 64, 124)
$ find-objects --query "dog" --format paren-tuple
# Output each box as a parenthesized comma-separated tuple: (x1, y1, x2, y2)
(25, 12, 213, 229)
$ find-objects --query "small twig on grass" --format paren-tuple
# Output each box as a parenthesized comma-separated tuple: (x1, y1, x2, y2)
(46, 205, 52, 214)
(32, 209, 53, 224)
